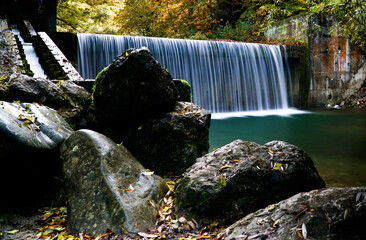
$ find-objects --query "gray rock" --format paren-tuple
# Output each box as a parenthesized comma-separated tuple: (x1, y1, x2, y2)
(91, 47, 178, 140)
(220, 187, 366, 240)
(0, 73, 91, 128)
(60, 129, 168, 236)
(0, 101, 73, 150)
(0, 101, 73, 212)
(123, 101, 211, 176)
(175, 140, 325, 225)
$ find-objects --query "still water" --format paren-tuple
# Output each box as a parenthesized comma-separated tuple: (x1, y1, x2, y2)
(209, 109, 366, 187)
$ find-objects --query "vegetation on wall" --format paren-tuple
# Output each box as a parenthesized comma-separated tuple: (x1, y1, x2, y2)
(56, 0, 366, 49)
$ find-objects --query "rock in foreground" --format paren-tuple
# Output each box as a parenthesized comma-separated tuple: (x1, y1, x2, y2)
(60, 129, 167, 236)
(0, 101, 73, 212)
(220, 187, 366, 240)
(124, 101, 211, 176)
(175, 140, 325, 225)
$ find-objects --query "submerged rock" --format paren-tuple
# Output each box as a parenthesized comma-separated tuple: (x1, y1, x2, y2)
(60, 129, 167, 236)
(220, 187, 366, 240)
(0, 101, 73, 212)
(175, 140, 325, 225)
(91, 47, 178, 139)
(123, 101, 211, 176)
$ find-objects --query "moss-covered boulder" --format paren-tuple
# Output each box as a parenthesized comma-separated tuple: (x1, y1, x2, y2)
(122, 101, 211, 176)
(91, 47, 178, 140)
(174, 79, 192, 102)
(60, 129, 167, 235)
(175, 140, 325, 225)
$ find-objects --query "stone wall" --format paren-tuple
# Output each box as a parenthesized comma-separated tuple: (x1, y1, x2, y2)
(267, 14, 366, 108)
(308, 15, 366, 107)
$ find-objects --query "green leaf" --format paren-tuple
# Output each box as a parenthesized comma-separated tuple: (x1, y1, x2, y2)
(220, 176, 226, 187)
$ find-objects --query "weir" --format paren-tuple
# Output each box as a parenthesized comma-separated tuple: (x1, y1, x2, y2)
(77, 34, 293, 113)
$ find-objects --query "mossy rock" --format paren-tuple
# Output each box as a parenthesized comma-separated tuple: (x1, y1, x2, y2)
(174, 79, 192, 102)
(91, 47, 178, 141)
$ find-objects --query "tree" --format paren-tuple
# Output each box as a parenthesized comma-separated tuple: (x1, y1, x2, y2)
(57, 0, 121, 33)
(309, 0, 366, 51)
(114, 0, 218, 39)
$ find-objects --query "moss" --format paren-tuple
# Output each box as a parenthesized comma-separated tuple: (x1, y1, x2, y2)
(174, 79, 192, 102)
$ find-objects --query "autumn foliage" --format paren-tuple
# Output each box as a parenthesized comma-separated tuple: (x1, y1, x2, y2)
(114, 0, 218, 39)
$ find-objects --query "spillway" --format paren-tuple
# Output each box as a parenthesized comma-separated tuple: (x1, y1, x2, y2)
(77, 34, 292, 113)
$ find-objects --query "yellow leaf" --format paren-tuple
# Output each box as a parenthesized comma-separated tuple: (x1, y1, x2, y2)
(220, 176, 226, 187)
(7, 229, 19, 234)
(297, 230, 303, 239)
(142, 171, 154, 176)
(267, 204, 275, 212)
(219, 165, 234, 171)
(43, 230, 54, 235)
(273, 219, 280, 228)
(125, 52, 129, 56)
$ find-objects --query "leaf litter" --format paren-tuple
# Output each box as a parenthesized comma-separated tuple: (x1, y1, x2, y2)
(1, 180, 224, 240)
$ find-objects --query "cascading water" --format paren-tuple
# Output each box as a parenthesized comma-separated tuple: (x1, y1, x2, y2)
(12, 29, 47, 79)
(77, 33, 292, 114)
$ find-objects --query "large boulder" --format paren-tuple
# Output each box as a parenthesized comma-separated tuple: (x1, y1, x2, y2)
(60, 129, 168, 236)
(123, 101, 211, 176)
(175, 140, 325, 225)
(0, 101, 73, 212)
(220, 187, 366, 240)
(91, 47, 178, 140)
(0, 73, 91, 128)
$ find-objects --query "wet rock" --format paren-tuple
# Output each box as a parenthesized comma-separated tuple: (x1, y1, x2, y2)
(60, 129, 167, 236)
(123, 101, 211, 176)
(91, 47, 178, 141)
(0, 101, 73, 212)
(0, 73, 91, 128)
(175, 140, 325, 225)
(220, 187, 366, 240)
(174, 79, 192, 102)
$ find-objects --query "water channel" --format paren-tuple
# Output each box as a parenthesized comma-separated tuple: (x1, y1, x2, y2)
(209, 109, 366, 187)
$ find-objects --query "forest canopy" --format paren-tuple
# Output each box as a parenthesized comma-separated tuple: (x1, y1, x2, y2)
(57, 0, 366, 50)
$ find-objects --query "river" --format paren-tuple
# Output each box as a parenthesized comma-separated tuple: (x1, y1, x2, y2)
(209, 109, 366, 187)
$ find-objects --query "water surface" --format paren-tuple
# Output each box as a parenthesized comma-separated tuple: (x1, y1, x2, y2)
(209, 109, 366, 187)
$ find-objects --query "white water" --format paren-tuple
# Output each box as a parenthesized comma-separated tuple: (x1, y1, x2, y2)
(12, 29, 47, 79)
(77, 34, 293, 113)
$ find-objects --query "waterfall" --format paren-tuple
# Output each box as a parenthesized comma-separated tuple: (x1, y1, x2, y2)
(77, 33, 292, 113)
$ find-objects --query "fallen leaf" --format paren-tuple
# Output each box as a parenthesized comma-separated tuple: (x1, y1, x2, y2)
(219, 165, 234, 171)
(7, 229, 19, 234)
(267, 204, 276, 212)
(302, 222, 307, 239)
(297, 231, 303, 239)
(138, 232, 158, 238)
(142, 171, 154, 176)
(220, 176, 226, 187)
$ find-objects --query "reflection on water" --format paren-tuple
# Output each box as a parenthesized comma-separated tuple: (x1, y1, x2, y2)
(209, 109, 366, 187)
